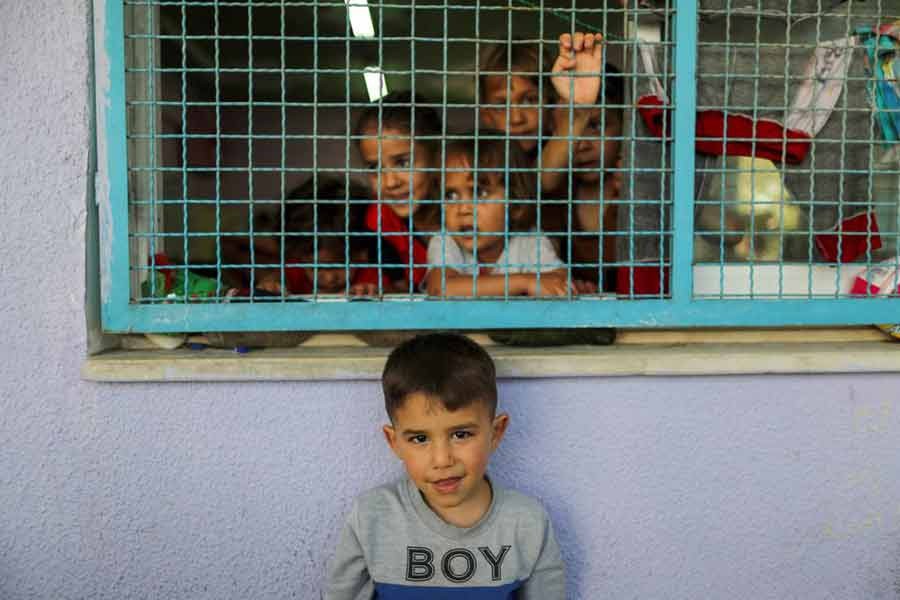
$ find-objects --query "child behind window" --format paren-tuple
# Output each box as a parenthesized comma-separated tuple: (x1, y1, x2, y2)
(543, 63, 625, 291)
(227, 177, 383, 296)
(478, 40, 546, 157)
(353, 91, 442, 293)
(425, 132, 592, 297)
(479, 32, 605, 195)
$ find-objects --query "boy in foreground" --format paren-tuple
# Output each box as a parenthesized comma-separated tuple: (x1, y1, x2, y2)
(324, 333, 565, 599)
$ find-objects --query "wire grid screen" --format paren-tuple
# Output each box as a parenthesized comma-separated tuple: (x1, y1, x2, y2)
(692, 0, 900, 300)
(122, 0, 677, 306)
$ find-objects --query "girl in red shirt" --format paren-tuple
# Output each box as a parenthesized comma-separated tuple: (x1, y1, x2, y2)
(353, 91, 442, 293)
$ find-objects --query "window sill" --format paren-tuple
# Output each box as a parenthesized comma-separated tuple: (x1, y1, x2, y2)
(82, 328, 900, 382)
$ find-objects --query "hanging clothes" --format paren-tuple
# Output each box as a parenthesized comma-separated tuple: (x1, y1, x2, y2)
(637, 95, 813, 165)
(857, 21, 900, 144)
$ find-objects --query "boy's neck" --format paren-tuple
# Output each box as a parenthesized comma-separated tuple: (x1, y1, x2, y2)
(423, 476, 494, 529)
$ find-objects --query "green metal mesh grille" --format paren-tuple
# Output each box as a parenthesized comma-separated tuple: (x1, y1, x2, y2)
(122, 0, 900, 313)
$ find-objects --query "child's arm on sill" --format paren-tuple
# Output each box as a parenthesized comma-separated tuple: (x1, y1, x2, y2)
(425, 268, 585, 298)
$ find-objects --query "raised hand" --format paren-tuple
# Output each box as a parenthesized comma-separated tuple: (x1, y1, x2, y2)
(551, 32, 604, 105)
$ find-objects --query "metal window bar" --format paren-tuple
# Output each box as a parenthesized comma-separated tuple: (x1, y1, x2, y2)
(98, 0, 900, 332)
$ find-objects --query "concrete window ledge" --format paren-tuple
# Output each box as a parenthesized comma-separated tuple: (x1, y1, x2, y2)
(82, 329, 900, 382)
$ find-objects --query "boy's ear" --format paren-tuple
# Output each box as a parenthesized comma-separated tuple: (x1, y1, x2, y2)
(490, 413, 510, 451)
(383, 424, 401, 456)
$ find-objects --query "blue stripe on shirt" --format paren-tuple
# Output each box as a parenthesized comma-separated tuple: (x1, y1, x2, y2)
(374, 580, 523, 599)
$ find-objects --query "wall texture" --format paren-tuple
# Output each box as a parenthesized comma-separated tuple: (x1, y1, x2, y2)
(1, 2, 899, 599)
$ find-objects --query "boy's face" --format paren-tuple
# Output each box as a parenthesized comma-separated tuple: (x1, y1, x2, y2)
(444, 153, 508, 263)
(383, 392, 509, 526)
(573, 107, 622, 184)
(358, 127, 433, 219)
(480, 75, 541, 153)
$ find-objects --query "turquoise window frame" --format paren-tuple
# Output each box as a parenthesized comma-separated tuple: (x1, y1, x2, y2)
(95, 0, 900, 333)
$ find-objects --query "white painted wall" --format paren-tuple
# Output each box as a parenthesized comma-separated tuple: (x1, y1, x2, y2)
(1, 2, 899, 599)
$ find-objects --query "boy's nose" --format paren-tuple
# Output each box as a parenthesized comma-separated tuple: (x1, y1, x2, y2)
(576, 138, 594, 153)
(453, 199, 474, 217)
(383, 170, 402, 191)
(508, 106, 525, 126)
(431, 441, 454, 468)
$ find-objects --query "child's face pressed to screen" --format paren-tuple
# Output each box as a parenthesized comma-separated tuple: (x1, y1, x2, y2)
(358, 127, 433, 219)
(444, 153, 509, 263)
(301, 245, 353, 293)
(480, 75, 541, 153)
(383, 392, 508, 527)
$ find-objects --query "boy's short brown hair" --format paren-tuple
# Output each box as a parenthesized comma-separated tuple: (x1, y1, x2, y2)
(382, 333, 497, 420)
(353, 90, 443, 163)
(443, 131, 537, 231)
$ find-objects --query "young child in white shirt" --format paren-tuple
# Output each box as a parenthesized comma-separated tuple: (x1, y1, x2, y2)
(425, 133, 592, 297)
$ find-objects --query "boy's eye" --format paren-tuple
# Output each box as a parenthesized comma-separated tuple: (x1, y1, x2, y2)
(394, 156, 410, 169)
(365, 162, 378, 171)
(522, 93, 538, 106)
(451, 430, 473, 440)
(408, 434, 428, 444)
(445, 190, 460, 201)
(476, 177, 500, 196)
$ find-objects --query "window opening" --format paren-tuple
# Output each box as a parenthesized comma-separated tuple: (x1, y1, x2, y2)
(103, 0, 900, 333)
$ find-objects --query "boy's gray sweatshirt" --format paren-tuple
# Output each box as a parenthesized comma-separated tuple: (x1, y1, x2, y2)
(324, 477, 565, 599)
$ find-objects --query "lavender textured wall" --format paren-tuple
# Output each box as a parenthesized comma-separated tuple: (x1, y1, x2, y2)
(1, 2, 900, 599)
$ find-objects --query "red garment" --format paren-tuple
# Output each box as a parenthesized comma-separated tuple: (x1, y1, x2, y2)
(849, 265, 900, 296)
(637, 95, 813, 165)
(284, 265, 313, 294)
(364, 203, 429, 288)
(849, 275, 891, 297)
(815, 211, 882, 263)
(150, 253, 177, 291)
(616, 264, 670, 297)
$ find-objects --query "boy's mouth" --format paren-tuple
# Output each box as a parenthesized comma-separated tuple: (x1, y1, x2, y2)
(431, 476, 463, 494)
